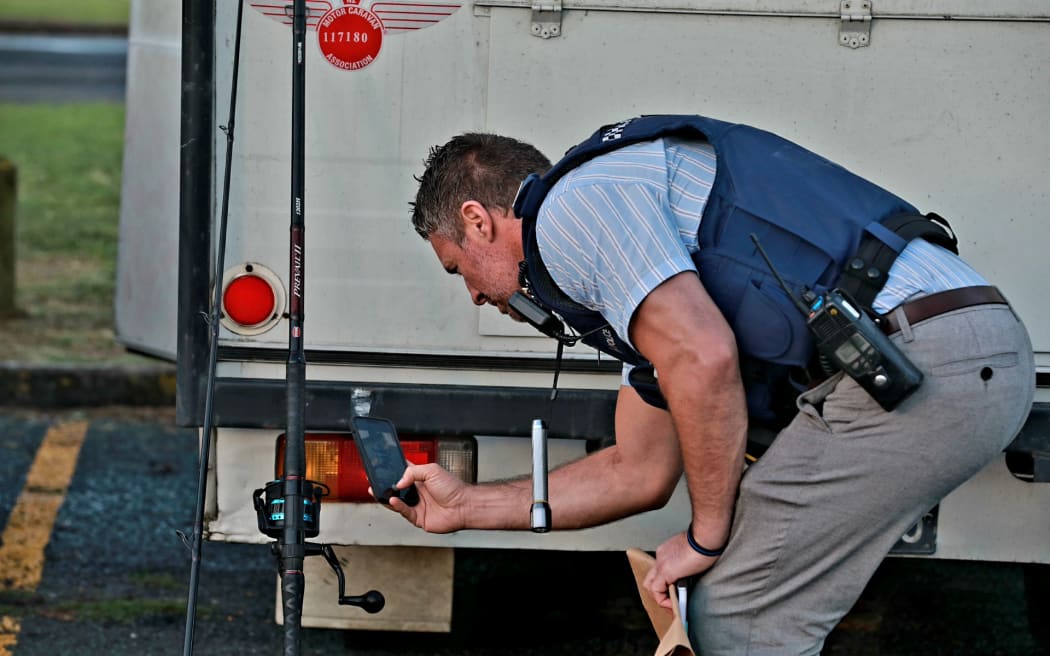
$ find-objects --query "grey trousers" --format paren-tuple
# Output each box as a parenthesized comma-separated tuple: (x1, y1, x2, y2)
(688, 302, 1035, 656)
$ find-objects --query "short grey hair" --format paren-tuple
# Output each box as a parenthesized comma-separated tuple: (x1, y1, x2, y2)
(410, 132, 550, 242)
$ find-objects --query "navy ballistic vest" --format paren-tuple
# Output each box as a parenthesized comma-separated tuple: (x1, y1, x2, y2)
(513, 115, 952, 424)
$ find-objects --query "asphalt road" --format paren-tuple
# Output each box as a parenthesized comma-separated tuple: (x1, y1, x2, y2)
(0, 33, 126, 103)
(0, 410, 659, 656)
(0, 409, 1046, 656)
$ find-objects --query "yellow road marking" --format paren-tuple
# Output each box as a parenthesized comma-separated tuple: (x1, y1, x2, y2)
(0, 617, 19, 654)
(0, 420, 89, 656)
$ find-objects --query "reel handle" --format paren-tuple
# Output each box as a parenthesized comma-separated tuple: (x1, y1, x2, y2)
(307, 542, 385, 614)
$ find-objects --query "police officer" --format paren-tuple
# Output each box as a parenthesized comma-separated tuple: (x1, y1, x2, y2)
(390, 116, 1035, 655)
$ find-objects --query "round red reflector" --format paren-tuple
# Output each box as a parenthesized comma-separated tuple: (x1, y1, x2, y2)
(223, 275, 276, 326)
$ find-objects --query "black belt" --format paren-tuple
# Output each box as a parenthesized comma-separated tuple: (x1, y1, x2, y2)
(878, 285, 1008, 336)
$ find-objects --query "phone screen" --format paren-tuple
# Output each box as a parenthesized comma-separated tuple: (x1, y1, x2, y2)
(350, 416, 419, 506)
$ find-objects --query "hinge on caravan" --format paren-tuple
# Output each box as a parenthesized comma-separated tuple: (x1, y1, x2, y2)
(531, 0, 562, 38)
(839, 0, 872, 48)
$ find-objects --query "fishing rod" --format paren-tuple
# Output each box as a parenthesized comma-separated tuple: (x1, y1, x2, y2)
(180, 1, 246, 654)
(279, 0, 310, 650)
(178, 3, 382, 652)
(258, 3, 383, 653)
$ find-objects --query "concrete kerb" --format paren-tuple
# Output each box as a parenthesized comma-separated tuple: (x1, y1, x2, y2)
(0, 361, 176, 408)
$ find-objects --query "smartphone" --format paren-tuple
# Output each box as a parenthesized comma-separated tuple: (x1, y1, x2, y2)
(349, 416, 420, 507)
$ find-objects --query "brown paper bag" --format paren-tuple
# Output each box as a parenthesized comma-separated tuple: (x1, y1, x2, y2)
(626, 548, 696, 656)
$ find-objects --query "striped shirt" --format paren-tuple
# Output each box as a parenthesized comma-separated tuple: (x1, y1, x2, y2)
(535, 137, 987, 362)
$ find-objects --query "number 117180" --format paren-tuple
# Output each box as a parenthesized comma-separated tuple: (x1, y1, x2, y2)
(322, 31, 371, 43)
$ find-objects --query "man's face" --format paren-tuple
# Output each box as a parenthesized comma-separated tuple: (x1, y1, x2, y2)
(429, 214, 523, 318)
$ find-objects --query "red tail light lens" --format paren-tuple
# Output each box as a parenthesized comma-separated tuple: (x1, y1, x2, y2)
(275, 433, 477, 502)
(223, 274, 276, 327)
(219, 262, 285, 335)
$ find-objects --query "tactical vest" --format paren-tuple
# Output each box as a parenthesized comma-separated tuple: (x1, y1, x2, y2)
(513, 115, 956, 426)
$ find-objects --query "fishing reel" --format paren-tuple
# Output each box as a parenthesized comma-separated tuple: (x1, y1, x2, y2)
(253, 478, 327, 538)
(253, 479, 385, 613)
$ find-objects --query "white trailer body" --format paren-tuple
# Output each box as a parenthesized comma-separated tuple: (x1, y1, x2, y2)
(117, 0, 1050, 632)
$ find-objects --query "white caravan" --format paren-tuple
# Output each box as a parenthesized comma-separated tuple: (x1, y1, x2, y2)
(117, 0, 1050, 633)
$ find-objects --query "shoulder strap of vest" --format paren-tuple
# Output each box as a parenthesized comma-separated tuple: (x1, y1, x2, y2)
(513, 115, 734, 221)
(522, 230, 592, 316)
(514, 115, 727, 337)
(840, 212, 960, 310)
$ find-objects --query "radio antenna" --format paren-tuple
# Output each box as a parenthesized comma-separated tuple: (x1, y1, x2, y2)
(749, 233, 812, 316)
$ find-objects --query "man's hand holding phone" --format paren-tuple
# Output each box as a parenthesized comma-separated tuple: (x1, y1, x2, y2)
(349, 416, 420, 507)
(384, 463, 471, 534)
(351, 415, 472, 534)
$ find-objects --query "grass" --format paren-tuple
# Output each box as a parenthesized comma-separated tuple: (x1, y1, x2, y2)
(3, 104, 124, 260)
(128, 571, 183, 591)
(0, 102, 148, 363)
(0, 0, 129, 26)
(1, 594, 207, 625)
(49, 598, 188, 623)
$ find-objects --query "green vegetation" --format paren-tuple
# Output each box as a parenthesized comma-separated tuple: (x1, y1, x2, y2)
(0, 102, 144, 363)
(2, 104, 124, 261)
(0, 583, 209, 624)
(0, 589, 42, 615)
(128, 571, 183, 591)
(1, 597, 207, 624)
(54, 597, 188, 623)
(0, 0, 129, 26)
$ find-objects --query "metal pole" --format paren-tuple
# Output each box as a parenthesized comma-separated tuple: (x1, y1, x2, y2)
(280, 1, 309, 653)
(0, 159, 16, 318)
(181, 2, 246, 655)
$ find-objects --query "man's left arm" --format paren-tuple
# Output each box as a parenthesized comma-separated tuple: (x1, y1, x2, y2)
(631, 271, 748, 609)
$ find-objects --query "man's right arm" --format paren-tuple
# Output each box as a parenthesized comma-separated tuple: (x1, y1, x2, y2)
(388, 384, 683, 533)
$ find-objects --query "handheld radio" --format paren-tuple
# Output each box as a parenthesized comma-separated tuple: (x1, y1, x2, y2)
(749, 234, 923, 411)
(509, 291, 566, 340)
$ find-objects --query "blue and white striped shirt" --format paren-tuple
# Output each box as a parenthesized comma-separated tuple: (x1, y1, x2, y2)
(535, 137, 987, 360)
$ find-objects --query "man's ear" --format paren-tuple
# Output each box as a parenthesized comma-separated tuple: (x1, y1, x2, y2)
(460, 200, 494, 242)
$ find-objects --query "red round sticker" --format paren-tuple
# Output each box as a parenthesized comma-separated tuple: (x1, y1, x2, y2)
(318, 6, 384, 71)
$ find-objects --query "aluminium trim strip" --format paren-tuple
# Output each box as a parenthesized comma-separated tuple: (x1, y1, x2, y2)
(473, 0, 1050, 21)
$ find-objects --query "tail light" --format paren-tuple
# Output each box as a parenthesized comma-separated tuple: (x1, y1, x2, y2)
(220, 262, 285, 335)
(276, 433, 477, 502)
